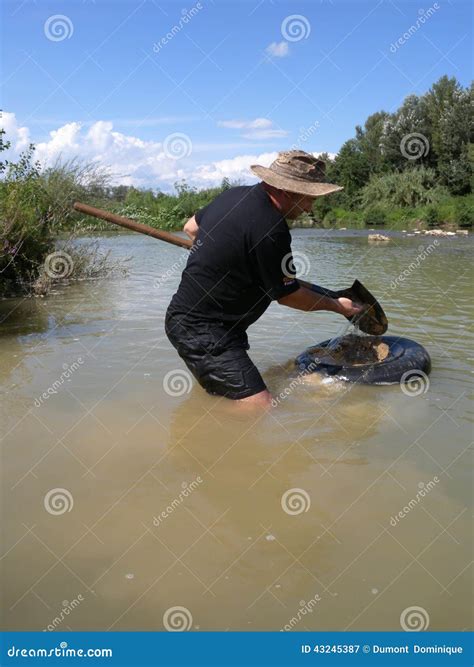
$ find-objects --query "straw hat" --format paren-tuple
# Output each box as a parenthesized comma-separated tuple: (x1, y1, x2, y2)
(250, 150, 343, 197)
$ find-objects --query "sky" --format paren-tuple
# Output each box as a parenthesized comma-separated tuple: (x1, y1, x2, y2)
(1, 0, 472, 191)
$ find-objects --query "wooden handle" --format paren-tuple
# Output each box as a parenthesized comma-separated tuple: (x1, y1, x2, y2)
(73, 202, 193, 250)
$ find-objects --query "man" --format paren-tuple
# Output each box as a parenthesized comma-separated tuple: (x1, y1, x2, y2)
(165, 150, 363, 407)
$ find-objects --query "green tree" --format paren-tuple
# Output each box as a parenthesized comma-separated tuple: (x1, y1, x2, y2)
(331, 139, 370, 199)
(355, 110, 391, 175)
(424, 76, 472, 194)
(380, 94, 432, 171)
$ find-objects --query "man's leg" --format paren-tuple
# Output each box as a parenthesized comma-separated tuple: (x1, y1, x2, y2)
(237, 389, 273, 407)
(175, 347, 271, 405)
(165, 313, 273, 407)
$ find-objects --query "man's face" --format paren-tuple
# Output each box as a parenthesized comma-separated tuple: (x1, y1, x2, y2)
(283, 191, 317, 219)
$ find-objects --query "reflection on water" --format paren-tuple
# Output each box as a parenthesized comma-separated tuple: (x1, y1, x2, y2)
(1, 230, 472, 631)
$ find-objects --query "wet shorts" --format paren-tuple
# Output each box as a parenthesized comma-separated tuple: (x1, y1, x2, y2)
(165, 312, 266, 400)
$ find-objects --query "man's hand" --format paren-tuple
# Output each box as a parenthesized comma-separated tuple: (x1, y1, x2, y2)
(183, 215, 199, 241)
(334, 296, 365, 319)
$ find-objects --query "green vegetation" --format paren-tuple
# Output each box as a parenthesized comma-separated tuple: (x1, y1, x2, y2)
(73, 180, 233, 233)
(312, 75, 472, 228)
(308, 193, 474, 230)
(0, 131, 124, 297)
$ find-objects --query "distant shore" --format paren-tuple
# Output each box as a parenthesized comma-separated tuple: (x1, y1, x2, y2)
(70, 193, 473, 235)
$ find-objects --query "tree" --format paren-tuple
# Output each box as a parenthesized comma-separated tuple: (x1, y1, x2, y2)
(424, 76, 472, 194)
(355, 110, 391, 175)
(379, 94, 432, 171)
(331, 139, 370, 199)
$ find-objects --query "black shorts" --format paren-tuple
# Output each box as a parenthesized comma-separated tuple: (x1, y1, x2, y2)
(165, 312, 266, 400)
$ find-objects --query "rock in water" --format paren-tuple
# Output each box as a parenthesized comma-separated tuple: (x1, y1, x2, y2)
(368, 233, 390, 243)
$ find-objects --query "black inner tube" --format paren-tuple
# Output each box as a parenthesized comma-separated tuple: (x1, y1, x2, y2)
(295, 335, 431, 385)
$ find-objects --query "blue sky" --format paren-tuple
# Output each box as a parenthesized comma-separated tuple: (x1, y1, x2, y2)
(1, 0, 472, 189)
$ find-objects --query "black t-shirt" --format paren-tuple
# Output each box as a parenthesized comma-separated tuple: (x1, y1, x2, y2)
(167, 184, 299, 334)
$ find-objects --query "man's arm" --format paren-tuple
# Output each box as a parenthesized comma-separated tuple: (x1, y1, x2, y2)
(278, 286, 363, 319)
(251, 230, 363, 319)
(183, 215, 199, 241)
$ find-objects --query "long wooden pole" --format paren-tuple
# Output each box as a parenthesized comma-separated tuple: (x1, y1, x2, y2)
(73, 202, 192, 250)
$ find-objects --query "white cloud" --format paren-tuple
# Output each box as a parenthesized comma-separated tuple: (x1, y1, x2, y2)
(218, 117, 288, 140)
(2, 112, 183, 188)
(191, 152, 278, 186)
(265, 41, 290, 57)
(217, 118, 273, 130)
(0, 112, 334, 190)
(1, 112, 31, 154)
(190, 150, 337, 186)
(37, 122, 83, 161)
(242, 128, 288, 140)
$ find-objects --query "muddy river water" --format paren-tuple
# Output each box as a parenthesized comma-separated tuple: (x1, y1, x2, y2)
(1, 229, 472, 631)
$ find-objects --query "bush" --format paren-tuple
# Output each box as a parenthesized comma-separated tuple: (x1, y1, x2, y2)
(455, 199, 474, 227)
(424, 205, 440, 226)
(360, 167, 448, 208)
(0, 135, 119, 297)
(363, 206, 387, 226)
(323, 210, 338, 226)
(119, 179, 235, 231)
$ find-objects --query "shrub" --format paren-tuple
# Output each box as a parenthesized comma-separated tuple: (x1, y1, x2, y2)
(360, 168, 448, 208)
(455, 199, 474, 227)
(363, 206, 387, 226)
(0, 135, 119, 297)
(424, 205, 440, 227)
(323, 210, 337, 226)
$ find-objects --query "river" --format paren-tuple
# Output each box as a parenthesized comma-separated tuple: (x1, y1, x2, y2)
(1, 229, 472, 632)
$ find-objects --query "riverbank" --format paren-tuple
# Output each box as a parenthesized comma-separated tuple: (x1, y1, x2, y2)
(292, 194, 474, 230)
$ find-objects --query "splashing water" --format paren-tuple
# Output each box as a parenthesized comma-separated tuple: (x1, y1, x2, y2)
(326, 318, 367, 351)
